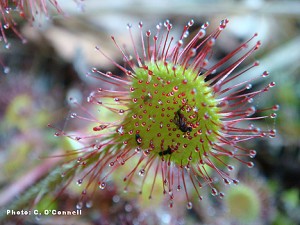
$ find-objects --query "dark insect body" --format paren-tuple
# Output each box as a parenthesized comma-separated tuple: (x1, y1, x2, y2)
(173, 105, 193, 133)
(159, 146, 173, 156)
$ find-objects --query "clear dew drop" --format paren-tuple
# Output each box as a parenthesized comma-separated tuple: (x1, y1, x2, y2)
(5, 43, 11, 49)
(187, 202, 193, 209)
(127, 23, 132, 29)
(135, 147, 141, 153)
(35, 215, 41, 221)
(185, 164, 190, 170)
(106, 71, 113, 76)
(273, 104, 280, 111)
(125, 203, 133, 212)
(270, 113, 277, 118)
(183, 30, 189, 38)
(249, 150, 257, 158)
(198, 28, 206, 39)
(253, 60, 260, 66)
(223, 178, 231, 185)
(211, 188, 218, 196)
(86, 201, 93, 208)
(262, 71, 269, 77)
(77, 179, 83, 186)
(164, 20, 169, 27)
(138, 21, 143, 28)
(219, 192, 225, 199)
(177, 39, 183, 47)
(3, 23, 9, 29)
(227, 165, 234, 171)
(3, 67, 10, 74)
(87, 96, 92, 102)
(247, 162, 254, 168)
(246, 84, 252, 89)
(113, 195, 120, 203)
(21, 39, 28, 44)
(219, 19, 227, 30)
(143, 150, 150, 156)
(138, 168, 145, 176)
(99, 182, 106, 190)
(156, 23, 162, 30)
(253, 127, 261, 134)
(163, 179, 168, 186)
(246, 106, 256, 116)
(76, 201, 83, 210)
(117, 126, 124, 135)
(70, 113, 77, 118)
(269, 81, 276, 88)
(207, 38, 215, 47)
(188, 19, 194, 27)
(117, 156, 125, 165)
(269, 129, 276, 138)
(202, 21, 209, 29)
(233, 179, 239, 185)
(5, 8, 11, 14)
(136, 137, 142, 144)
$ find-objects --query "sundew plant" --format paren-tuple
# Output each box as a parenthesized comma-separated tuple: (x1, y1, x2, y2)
(50, 18, 279, 210)
(0, 0, 64, 46)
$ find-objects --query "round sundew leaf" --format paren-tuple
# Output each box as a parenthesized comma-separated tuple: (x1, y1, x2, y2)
(111, 155, 165, 209)
(35, 195, 57, 214)
(5, 94, 33, 130)
(111, 61, 221, 166)
(225, 184, 261, 222)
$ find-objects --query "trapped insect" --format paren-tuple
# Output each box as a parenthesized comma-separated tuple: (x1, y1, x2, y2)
(173, 105, 193, 133)
(159, 146, 173, 156)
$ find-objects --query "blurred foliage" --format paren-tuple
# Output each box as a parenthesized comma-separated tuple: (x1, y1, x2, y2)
(0, 0, 299, 224)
